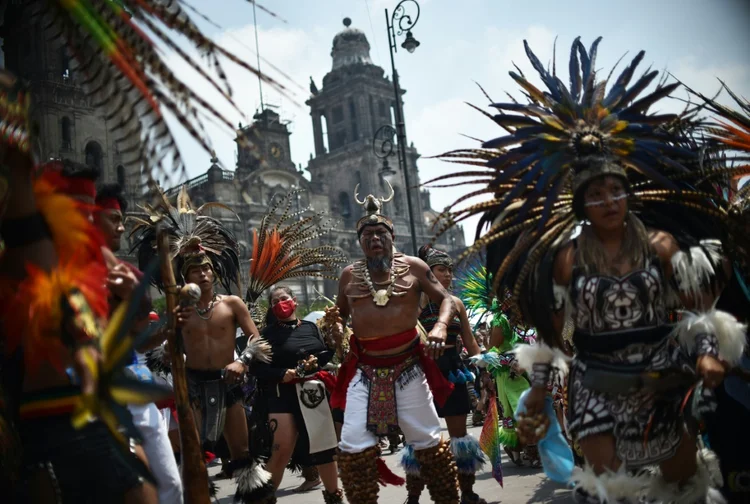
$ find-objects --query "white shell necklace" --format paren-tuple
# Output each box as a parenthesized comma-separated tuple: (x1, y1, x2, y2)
(196, 294, 218, 320)
(362, 260, 397, 306)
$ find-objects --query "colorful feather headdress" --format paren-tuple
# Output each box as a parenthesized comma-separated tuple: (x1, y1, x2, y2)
(428, 37, 750, 342)
(14, 0, 287, 184)
(246, 188, 348, 304)
(455, 255, 525, 341)
(128, 183, 241, 292)
(688, 83, 750, 270)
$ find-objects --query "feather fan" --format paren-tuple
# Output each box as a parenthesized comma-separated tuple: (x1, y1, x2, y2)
(127, 182, 241, 292)
(245, 189, 348, 303)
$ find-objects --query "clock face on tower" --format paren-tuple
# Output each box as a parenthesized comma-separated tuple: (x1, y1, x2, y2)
(270, 143, 282, 159)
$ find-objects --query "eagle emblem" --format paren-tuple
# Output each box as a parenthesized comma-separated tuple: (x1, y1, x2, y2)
(299, 382, 326, 409)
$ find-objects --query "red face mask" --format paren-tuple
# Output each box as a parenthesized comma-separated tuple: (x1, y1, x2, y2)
(272, 299, 296, 320)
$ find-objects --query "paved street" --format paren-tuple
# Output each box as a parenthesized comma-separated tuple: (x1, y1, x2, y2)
(211, 423, 569, 503)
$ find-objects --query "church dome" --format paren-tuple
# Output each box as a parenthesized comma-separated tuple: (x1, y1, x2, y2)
(331, 18, 373, 70)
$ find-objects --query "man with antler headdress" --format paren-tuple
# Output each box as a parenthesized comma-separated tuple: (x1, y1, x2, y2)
(329, 183, 462, 504)
(130, 185, 275, 503)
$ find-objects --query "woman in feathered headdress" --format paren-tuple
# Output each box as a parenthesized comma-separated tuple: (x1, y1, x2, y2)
(429, 37, 750, 503)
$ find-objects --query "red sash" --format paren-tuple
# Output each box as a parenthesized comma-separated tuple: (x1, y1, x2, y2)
(330, 328, 454, 410)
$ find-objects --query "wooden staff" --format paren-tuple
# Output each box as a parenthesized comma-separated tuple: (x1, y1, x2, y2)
(157, 227, 210, 503)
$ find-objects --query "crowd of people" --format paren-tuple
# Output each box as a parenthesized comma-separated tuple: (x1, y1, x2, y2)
(1, 2, 749, 504)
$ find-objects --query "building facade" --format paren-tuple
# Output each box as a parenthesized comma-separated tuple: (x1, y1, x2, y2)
(0, 10, 465, 302)
(0, 3, 142, 200)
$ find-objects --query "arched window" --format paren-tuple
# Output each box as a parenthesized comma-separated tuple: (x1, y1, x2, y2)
(339, 192, 351, 218)
(320, 114, 330, 153)
(84, 141, 103, 171)
(60, 46, 71, 79)
(61, 116, 72, 150)
(116, 165, 126, 188)
(349, 97, 359, 141)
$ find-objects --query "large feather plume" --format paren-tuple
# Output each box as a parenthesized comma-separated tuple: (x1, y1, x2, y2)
(22, 0, 287, 185)
(128, 183, 241, 292)
(245, 189, 347, 303)
(425, 37, 750, 343)
(687, 83, 750, 270)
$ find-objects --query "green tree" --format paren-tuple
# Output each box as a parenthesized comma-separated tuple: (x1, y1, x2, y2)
(152, 296, 167, 315)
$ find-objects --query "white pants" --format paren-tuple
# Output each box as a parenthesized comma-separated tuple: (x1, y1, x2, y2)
(130, 403, 184, 504)
(153, 374, 178, 432)
(339, 367, 441, 453)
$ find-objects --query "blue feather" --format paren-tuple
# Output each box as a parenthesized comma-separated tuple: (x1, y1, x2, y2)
(569, 36, 582, 101)
(523, 40, 560, 101)
(602, 51, 646, 109)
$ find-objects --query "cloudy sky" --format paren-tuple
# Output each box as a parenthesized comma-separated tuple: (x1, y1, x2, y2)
(168, 0, 750, 245)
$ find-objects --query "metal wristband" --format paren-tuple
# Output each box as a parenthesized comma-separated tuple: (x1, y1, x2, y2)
(695, 333, 719, 358)
(238, 352, 252, 368)
(529, 363, 551, 388)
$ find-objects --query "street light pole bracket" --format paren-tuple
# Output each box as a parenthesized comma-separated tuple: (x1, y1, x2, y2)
(373, 124, 397, 159)
(391, 0, 421, 37)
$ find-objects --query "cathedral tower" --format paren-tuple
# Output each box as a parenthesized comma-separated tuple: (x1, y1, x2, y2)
(306, 18, 429, 250)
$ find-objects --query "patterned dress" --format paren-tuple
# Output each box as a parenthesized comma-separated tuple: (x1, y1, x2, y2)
(565, 256, 709, 467)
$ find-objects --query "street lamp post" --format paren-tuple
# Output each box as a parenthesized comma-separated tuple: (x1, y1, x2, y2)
(384, 0, 421, 256)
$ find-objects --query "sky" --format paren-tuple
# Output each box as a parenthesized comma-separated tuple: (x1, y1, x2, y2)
(165, 0, 750, 246)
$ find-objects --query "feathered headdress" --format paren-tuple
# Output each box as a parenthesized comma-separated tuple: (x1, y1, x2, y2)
(690, 84, 750, 210)
(418, 244, 454, 270)
(17, 0, 287, 184)
(688, 83, 750, 273)
(245, 188, 347, 304)
(128, 183, 240, 292)
(455, 256, 524, 340)
(428, 37, 750, 342)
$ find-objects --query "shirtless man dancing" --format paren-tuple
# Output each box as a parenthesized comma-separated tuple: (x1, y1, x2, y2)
(330, 186, 461, 504)
(175, 250, 275, 503)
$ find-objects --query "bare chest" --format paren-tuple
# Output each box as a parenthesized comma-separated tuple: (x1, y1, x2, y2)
(183, 302, 236, 342)
(345, 263, 421, 336)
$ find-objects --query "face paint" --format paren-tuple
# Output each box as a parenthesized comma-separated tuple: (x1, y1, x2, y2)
(583, 192, 627, 207)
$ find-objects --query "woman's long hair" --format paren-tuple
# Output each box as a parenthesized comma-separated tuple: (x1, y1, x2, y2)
(576, 211, 651, 276)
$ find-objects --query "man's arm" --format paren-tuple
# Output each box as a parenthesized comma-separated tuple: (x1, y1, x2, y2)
(336, 265, 353, 324)
(224, 295, 267, 382)
(455, 297, 481, 356)
(228, 295, 261, 341)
